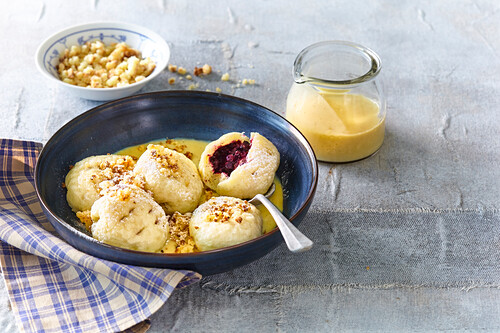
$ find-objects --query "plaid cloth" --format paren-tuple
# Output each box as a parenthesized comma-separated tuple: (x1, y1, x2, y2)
(0, 139, 201, 333)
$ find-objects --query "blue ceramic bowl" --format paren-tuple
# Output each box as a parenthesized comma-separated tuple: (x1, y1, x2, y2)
(35, 91, 318, 275)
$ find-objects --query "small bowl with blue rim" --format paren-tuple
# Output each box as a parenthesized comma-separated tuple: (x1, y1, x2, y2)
(35, 22, 170, 101)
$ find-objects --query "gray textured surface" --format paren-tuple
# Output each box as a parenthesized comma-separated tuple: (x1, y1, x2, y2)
(206, 211, 500, 287)
(2, 0, 500, 332)
(150, 284, 500, 332)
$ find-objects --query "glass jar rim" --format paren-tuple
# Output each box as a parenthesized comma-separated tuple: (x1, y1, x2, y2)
(293, 40, 381, 87)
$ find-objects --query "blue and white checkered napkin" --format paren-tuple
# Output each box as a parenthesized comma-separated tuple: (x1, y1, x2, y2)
(0, 139, 201, 333)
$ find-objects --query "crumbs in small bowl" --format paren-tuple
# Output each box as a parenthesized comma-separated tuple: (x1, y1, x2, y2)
(57, 40, 156, 88)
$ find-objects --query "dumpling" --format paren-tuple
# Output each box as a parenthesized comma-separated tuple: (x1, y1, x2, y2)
(198, 132, 280, 199)
(90, 184, 169, 252)
(189, 196, 263, 251)
(133, 144, 204, 214)
(65, 155, 135, 212)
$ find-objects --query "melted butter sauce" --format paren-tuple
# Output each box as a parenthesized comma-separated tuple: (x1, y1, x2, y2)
(116, 138, 282, 233)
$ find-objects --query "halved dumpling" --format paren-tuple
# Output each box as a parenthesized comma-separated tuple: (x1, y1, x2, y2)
(198, 132, 280, 199)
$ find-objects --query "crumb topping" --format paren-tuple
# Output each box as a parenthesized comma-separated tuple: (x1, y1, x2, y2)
(204, 197, 251, 223)
(91, 156, 138, 191)
(163, 139, 194, 160)
(203, 64, 212, 74)
(193, 66, 203, 76)
(101, 185, 133, 201)
(147, 145, 181, 177)
(76, 210, 92, 232)
(57, 41, 155, 88)
(164, 212, 197, 253)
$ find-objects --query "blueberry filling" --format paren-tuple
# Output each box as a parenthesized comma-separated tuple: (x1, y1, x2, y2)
(209, 140, 251, 175)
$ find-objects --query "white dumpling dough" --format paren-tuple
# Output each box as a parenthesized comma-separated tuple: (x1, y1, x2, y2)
(90, 184, 169, 252)
(133, 144, 204, 214)
(189, 196, 263, 251)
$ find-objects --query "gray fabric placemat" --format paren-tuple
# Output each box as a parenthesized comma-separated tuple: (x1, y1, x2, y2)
(204, 210, 500, 288)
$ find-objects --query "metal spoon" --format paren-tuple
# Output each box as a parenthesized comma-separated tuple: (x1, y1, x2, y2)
(249, 184, 313, 253)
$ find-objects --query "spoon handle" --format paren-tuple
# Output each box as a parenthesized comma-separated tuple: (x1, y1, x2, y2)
(254, 194, 313, 253)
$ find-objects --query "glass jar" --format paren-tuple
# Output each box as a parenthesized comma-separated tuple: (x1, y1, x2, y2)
(286, 41, 386, 163)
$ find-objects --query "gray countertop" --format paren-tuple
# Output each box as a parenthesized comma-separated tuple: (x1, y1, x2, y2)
(2, 0, 500, 332)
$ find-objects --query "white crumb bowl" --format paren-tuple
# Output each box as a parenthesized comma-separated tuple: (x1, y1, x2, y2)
(35, 22, 170, 101)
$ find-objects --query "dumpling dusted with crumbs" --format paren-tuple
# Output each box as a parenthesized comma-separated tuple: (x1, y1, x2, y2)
(198, 132, 280, 199)
(90, 184, 169, 252)
(133, 144, 204, 214)
(65, 155, 136, 212)
(189, 196, 263, 251)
